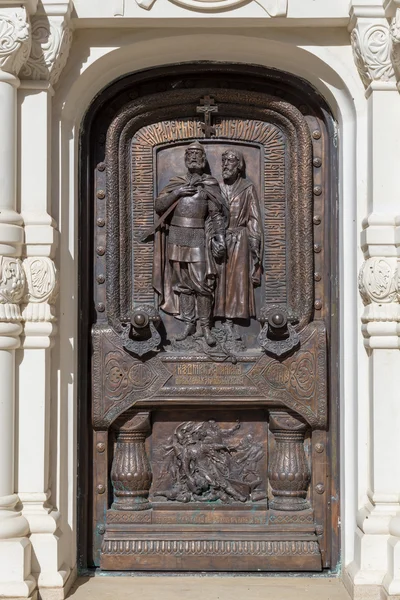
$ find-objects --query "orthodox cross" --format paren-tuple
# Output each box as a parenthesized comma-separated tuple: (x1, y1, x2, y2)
(197, 96, 219, 137)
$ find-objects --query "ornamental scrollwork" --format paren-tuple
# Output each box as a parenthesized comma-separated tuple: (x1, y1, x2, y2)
(0, 257, 25, 304)
(22, 257, 59, 322)
(358, 258, 399, 305)
(0, 257, 25, 321)
(351, 23, 395, 88)
(20, 15, 73, 85)
(0, 7, 31, 76)
(390, 9, 400, 86)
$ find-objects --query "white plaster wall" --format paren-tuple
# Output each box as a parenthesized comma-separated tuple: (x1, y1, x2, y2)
(50, 25, 367, 575)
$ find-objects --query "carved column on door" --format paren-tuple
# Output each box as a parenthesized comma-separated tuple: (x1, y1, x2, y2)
(111, 412, 152, 511)
(268, 411, 310, 511)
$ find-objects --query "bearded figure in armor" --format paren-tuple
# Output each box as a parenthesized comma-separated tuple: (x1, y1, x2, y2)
(152, 142, 228, 347)
(215, 149, 263, 336)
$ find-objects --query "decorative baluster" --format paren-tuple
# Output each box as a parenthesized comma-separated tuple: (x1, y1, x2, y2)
(268, 411, 310, 511)
(111, 411, 152, 511)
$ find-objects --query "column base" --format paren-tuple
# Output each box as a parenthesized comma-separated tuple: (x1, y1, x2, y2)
(37, 566, 77, 600)
(347, 501, 400, 594)
(0, 495, 33, 598)
(0, 538, 35, 599)
(381, 590, 400, 600)
(0, 593, 37, 600)
(343, 566, 383, 600)
(382, 517, 400, 597)
(20, 495, 71, 595)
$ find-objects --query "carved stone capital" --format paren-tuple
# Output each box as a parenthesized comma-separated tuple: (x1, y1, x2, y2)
(0, 7, 31, 78)
(351, 19, 395, 88)
(20, 3, 72, 85)
(22, 257, 58, 322)
(0, 256, 25, 321)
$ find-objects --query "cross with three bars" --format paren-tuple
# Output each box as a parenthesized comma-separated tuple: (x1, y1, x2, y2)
(196, 95, 219, 137)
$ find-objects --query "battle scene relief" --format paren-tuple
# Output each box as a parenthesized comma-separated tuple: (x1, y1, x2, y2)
(151, 414, 268, 504)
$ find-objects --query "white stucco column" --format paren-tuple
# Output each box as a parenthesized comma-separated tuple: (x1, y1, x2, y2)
(0, 4, 36, 598)
(348, 3, 400, 598)
(17, 2, 74, 598)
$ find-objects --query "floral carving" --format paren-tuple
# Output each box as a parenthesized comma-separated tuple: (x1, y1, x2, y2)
(0, 257, 25, 321)
(351, 23, 395, 88)
(390, 9, 400, 86)
(20, 16, 72, 85)
(358, 258, 398, 305)
(22, 258, 58, 322)
(0, 257, 25, 304)
(0, 8, 31, 76)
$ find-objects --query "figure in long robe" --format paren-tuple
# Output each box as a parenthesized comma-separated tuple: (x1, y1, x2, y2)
(215, 149, 263, 334)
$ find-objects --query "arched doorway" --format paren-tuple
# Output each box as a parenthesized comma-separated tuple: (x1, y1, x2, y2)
(78, 62, 339, 573)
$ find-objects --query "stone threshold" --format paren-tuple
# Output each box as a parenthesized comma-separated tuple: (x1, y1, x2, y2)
(67, 575, 351, 600)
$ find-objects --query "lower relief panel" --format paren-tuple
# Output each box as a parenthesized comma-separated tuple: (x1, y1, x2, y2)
(100, 409, 322, 572)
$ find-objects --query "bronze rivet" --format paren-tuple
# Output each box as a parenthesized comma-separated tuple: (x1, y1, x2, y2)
(97, 274, 105, 284)
(97, 524, 106, 535)
(313, 244, 322, 253)
(315, 483, 325, 495)
(313, 157, 322, 168)
(313, 215, 321, 225)
(97, 217, 105, 227)
(314, 300, 322, 310)
(314, 272, 322, 281)
(97, 246, 105, 256)
(97, 484, 105, 494)
(313, 186, 322, 196)
(97, 162, 106, 172)
(97, 303, 105, 313)
(97, 442, 106, 453)
(312, 130, 321, 140)
(315, 443, 325, 453)
(97, 190, 106, 200)
(315, 525, 324, 536)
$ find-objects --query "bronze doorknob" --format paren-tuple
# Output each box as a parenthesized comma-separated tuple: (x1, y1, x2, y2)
(267, 309, 288, 329)
(132, 311, 149, 328)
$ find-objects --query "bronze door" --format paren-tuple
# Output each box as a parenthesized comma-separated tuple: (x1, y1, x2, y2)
(79, 64, 339, 573)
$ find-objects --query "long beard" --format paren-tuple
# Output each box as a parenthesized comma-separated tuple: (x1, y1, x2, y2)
(223, 169, 238, 181)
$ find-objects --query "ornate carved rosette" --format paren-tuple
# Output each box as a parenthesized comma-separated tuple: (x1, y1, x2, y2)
(359, 257, 399, 306)
(268, 411, 310, 511)
(111, 412, 152, 511)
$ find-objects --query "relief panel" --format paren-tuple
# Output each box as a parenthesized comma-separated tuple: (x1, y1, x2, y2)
(84, 65, 335, 574)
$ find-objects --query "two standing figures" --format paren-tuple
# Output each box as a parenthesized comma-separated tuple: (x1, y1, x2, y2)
(152, 141, 263, 348)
